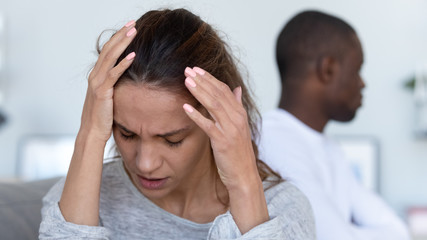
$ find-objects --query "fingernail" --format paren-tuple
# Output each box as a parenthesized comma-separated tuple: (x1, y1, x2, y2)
(185, 67, 197, 77)
(185, 77, 196, 88)
(183, 104, 194, 113)
(125, 20, 135, 28)
(193, 67, 205, 75)
(126, 27, 136, 37)
(126, 52, 136, 60)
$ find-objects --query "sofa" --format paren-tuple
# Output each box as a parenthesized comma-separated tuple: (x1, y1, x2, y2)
(0, 177, 61, 240)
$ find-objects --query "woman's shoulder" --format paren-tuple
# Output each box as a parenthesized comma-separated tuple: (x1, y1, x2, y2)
(99, 159, 133, 194)
(101, 159, 124, 179)
(264, 180, 313, 217)
(264, 180, 305, 199)
(42, 176, 66, 204)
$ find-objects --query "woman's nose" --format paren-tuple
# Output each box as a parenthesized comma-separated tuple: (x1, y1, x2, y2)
(136, 144, 162, 174)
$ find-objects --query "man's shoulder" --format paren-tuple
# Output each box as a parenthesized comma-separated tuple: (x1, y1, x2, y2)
(261, 109, 313, 140)
(262, 109, 293, 127)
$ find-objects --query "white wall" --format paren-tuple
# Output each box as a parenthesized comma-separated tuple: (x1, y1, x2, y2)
(0, 0, 426, 216)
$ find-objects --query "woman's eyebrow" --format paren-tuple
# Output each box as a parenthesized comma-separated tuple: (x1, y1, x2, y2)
(113, 121, 134, 134)
(157, 126, 191, 138)
(114, 120, 190, 137)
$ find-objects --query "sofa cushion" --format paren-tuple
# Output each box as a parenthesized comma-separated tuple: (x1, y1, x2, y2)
(0, 177, 61, 240)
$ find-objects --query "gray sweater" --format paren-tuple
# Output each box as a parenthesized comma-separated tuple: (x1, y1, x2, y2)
(39, 160, 315, 239)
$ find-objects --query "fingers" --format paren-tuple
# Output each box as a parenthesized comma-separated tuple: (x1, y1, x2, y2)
(98, 23, 137, 75)
(183, 104, 222, 139)
(104, 51, 136, 87)
(183, 67, 247, 134)
(190, 67, 242, 110)
(90, 20, 137, 84)
(184, 68, 231, 130)
(233, 86, 243, 104)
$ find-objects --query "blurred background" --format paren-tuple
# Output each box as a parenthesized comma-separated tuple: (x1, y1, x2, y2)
(0, 0, 426, 236)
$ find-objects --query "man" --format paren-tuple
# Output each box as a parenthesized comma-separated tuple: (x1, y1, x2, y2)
(259, 10, 410, 239)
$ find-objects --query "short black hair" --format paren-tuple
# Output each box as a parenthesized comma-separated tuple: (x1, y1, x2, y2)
(276, 10, 356, 84)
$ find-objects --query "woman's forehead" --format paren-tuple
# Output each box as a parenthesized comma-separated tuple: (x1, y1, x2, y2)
(113, 83, 193, 133)
(115, 82, 183, 100)
(116, 80, 193, 100)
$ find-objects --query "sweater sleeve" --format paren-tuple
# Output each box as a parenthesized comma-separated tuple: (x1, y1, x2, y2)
(38, 178, 111, 240)
(207, 182, 316, 240)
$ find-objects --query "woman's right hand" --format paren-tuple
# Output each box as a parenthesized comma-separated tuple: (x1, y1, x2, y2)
(79, 20, 137, 142)
(59, 20, 137, 226)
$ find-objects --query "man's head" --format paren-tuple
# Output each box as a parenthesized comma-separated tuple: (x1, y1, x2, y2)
(276, 10, 365, 128)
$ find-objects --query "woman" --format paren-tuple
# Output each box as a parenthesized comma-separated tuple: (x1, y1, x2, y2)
(39, 8, 314, 239)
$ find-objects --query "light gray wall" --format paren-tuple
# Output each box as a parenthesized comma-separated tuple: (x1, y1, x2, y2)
(0, 0, 426, 216)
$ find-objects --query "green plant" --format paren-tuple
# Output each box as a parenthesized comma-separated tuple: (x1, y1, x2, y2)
(404, 76, 416, 90)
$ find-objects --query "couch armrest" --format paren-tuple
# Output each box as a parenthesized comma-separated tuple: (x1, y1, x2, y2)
(0, 177, 61, 240)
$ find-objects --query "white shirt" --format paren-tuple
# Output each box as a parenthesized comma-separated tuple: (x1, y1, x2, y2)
(259, 108, 410, 240)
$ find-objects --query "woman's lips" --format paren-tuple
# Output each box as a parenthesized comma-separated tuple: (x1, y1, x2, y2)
(138, 175, 168, 190)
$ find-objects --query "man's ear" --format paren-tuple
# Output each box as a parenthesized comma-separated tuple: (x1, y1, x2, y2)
(316, 56, 339, 85)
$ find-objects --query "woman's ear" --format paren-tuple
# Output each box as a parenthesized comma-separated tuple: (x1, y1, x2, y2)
(316, 56, 339, 85)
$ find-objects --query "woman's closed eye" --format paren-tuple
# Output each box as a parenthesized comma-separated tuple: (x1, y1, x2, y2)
(165, 138, 183, 147)
(120, 132, 136, 140)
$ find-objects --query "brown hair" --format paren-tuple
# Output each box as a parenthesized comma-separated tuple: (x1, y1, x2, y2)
(101, 8, 281, 187)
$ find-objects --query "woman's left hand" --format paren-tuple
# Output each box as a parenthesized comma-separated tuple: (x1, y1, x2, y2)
(183, 67, 259, 191)
(183, 67, 269, 234)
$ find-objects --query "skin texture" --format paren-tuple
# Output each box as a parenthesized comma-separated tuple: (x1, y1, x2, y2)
(59, 19, 268, 234)
(280, 33, 365, 132)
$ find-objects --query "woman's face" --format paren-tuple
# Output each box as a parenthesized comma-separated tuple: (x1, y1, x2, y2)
(112, 82, 213, 201)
